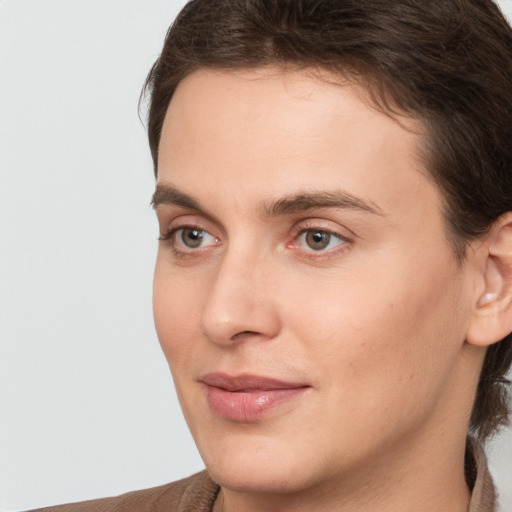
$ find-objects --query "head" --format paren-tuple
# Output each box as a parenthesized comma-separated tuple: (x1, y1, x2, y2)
(145, 0, 512, 440)
(144, 0, 512, 496)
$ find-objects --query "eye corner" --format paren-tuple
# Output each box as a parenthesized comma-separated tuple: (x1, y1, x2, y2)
(287, 221, 353, 260)
(158, 222, 222, 261)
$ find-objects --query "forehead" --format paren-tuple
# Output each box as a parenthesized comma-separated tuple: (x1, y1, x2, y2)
(157, 68, 438, 220)
(161, 67, 424, 152)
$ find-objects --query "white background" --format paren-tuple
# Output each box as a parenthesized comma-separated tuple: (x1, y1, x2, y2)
(0, 1, 511, 510)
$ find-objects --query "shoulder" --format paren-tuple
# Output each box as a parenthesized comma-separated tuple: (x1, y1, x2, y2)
(29, 471, 219, 512)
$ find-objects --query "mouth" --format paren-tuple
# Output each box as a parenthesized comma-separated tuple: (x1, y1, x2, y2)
(200, 372, 311, 421)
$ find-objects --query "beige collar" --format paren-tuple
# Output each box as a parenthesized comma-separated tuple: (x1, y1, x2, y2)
(468, 438, 496, 512)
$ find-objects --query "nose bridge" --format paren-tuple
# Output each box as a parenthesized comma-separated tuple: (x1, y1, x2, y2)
(200, 243, 280, 345)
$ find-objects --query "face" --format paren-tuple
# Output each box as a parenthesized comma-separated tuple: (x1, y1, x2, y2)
(153, 68, 476, 496)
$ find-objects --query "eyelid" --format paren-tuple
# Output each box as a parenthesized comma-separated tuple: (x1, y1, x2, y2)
(158, 215, 222, 257)
(290, 218, 354, 241)
(159, 214, 218, 238)
(158, 226, 208, 242)
(287, 219, 353, 257)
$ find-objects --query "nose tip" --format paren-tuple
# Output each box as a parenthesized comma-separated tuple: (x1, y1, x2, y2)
(201, 299, 281, 346)
(199, 262, 281, 346)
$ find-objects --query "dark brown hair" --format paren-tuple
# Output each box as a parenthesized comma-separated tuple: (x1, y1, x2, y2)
(142, 0, 512, 441)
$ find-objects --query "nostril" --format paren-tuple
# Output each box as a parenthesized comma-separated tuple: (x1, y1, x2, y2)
(232, 330, 261, 341)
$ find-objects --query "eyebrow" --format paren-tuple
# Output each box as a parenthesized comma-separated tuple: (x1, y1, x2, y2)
(152, 185, 202, 211)
(151, 184, 384, 217)
(262, 191, 384, 217)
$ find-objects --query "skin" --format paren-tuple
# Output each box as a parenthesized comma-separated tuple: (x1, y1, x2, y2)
(152, 68, 491, 512)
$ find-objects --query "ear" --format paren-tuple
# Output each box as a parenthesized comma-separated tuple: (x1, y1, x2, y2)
(466, 212, 512, 347)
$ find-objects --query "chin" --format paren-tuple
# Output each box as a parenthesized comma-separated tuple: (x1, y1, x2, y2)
(207, 462, 312, 495)
(198, 434, 324, 495)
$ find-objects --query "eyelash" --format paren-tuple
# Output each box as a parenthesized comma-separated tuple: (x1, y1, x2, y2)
(159, 222, 352, 260)
(289, 224, 352, 258)
(158, 224, 219, 258)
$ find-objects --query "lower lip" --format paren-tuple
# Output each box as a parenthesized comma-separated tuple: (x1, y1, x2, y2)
(205, 385, 309, 421)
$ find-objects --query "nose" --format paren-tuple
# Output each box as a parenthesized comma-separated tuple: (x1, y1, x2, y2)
(200, 249, 281, 346)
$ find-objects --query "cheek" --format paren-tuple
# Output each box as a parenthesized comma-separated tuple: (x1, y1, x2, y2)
(152, 258, 205, 369)
(283, 253, 466, 402)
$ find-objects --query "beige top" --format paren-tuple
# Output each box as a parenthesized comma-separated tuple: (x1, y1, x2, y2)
(31, 471, 219, 512)
(467, 439, 496, 512)
(31, 440, 496, 512)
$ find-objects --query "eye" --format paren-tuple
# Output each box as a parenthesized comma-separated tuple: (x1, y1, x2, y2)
(177, 228, 212, 249)
(297, 229, 345, 251)
(159, 226, 219, 253)
(304, 230, 339, 251)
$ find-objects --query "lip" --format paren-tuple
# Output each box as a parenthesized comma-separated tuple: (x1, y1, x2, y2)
(201, 372, 310, 421)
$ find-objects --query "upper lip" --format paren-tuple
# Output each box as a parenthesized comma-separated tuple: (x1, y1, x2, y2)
(201, 372, 309, 392)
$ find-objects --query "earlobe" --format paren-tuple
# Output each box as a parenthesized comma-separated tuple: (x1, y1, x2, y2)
(477, 292, 498, 307)
(466, 213, 512, 347)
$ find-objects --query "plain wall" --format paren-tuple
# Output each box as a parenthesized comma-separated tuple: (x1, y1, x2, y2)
(0, 1, 511, 510)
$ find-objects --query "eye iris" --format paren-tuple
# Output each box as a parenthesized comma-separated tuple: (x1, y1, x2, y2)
(181, 228, 203, 248)
(306, 230, 330, 250)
